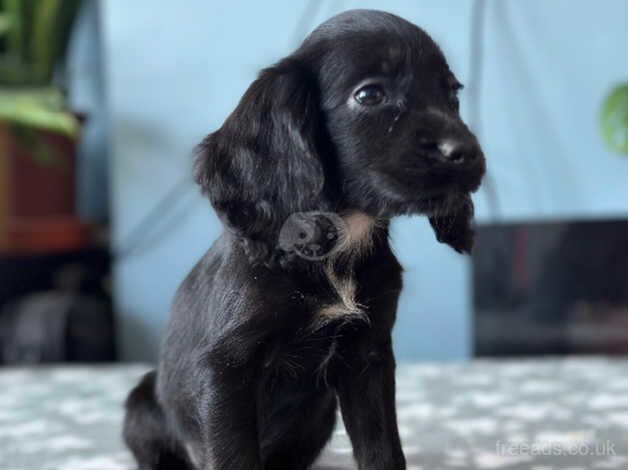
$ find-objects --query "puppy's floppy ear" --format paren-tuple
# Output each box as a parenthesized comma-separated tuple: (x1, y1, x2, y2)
(194, 58, 325, 265)
(428, 195, 475, 254)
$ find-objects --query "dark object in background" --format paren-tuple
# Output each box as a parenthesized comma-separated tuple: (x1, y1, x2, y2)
(0, 290, 114, 363)
(473, 218, 628, 356)
(0, 248, 114, 363)
(0, 248, 109, 305)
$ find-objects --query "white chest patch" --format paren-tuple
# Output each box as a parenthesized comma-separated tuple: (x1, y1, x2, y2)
(318, 267, 365, 320)
(315, 211, 377, 321)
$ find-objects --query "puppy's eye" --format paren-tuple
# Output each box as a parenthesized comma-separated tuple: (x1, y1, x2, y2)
(354, 84, 385, 106)
(448, 81, 463, 110)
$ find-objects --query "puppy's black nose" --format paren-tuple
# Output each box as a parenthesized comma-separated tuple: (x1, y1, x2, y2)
(436, 139, 479, 165)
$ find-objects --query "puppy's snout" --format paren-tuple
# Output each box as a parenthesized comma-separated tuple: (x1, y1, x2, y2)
(419, 136, 480, 166)
(437, 139, 480, 165)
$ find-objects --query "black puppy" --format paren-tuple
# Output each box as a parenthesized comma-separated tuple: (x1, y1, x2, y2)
(124, 9, 485, 470)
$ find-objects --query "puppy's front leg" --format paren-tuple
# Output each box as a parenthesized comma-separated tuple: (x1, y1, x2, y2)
(336, 341, 406, 470)
(195, 366, 263, 470)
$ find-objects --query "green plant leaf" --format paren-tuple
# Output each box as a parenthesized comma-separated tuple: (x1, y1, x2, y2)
(600, 83, 628, 154)
(0, 14, 12, 35)
(0, 0, 83, 86)
(0, 87, 79, 137)
(31, 0, 62, 84)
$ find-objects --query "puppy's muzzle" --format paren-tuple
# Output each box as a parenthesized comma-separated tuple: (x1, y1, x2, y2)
(418, 136, 483, 167)
(415, 119, 486, 192)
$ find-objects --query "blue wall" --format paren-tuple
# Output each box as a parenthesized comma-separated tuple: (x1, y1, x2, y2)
(101, 0, 628, 362)
(68, 0, 109, 221)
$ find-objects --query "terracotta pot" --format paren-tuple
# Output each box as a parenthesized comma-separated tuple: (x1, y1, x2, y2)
(5, 215, 90, 254)
(0, 121, 84, 253)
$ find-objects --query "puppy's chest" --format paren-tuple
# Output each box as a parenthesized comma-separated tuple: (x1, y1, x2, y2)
(265, 271, 367, 378)
(265, 324, 341, 381)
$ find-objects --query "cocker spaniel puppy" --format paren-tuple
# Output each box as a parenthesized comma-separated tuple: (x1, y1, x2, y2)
(124, 9, 485, 470)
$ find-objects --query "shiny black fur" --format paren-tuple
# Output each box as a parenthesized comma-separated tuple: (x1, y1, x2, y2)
(124, 10, 485, 470)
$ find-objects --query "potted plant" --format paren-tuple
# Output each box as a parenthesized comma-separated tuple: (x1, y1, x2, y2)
(0, 0, 85, 253)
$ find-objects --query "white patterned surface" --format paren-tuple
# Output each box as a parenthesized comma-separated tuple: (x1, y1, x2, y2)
(2, 359, 628, 469)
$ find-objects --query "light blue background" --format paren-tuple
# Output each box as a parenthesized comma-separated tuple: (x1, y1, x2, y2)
(97, 0, 628, 362)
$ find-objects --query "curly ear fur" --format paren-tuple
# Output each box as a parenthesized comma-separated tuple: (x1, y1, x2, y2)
(428, 194, 475, 254)
(195, 59, 326, 266)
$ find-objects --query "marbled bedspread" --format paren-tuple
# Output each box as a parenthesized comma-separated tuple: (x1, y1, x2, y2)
(2, 359, 628, 469)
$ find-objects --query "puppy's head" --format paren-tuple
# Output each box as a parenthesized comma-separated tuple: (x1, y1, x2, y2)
(196, 10, 485, 265)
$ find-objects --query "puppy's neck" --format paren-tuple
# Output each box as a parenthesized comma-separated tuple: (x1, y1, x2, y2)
(322, 211, 385, 271)
(265, 210, 384, 273)
(340, 211, 378, 256)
